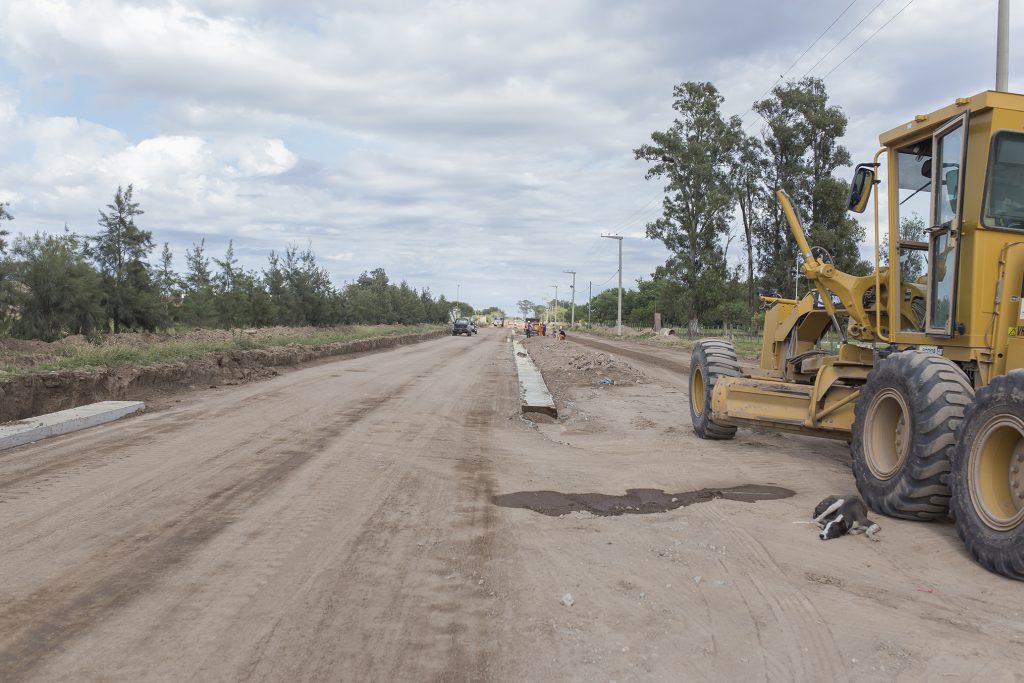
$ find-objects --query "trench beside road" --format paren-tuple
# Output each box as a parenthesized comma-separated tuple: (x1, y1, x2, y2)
(1, 328, 1022, 681)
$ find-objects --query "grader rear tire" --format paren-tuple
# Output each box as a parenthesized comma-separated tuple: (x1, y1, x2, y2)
(689, 340, 740, 440)
(950, 371, 1024, 580)
(851, 351, 973, 520)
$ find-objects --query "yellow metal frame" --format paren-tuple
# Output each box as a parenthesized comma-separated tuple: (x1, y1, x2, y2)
(872, 147, 887, 342)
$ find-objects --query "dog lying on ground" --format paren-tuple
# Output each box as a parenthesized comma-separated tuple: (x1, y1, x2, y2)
(812, 495, 880, 541)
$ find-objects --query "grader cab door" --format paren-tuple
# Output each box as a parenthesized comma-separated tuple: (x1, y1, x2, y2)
(926, 113, 968, 337)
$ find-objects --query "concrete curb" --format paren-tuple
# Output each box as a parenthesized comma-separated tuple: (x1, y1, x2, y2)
(0, 401, 145, 451)
(512, 340, 557, 417)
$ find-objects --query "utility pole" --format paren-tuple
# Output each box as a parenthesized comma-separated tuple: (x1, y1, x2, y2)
(550, 285, 558, 326)
(997, 0, 1010, 91)
(588, 281, 592, 329)
(564, 270, 576, 328)
(601, 234, 624, 336)
(456, 284, 461, 314)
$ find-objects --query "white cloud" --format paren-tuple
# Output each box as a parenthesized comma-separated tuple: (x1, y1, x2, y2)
(0, 0, 1020, 312)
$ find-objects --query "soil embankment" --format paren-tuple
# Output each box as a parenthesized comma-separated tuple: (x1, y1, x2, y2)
(0, 330, 445, 422)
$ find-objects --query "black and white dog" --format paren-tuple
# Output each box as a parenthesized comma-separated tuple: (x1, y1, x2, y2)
(812, 495, 880, 541)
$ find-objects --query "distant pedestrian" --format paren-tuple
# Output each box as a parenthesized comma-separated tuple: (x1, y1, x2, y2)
(541, 322, 547, 337)
(526, 321, 532, 338)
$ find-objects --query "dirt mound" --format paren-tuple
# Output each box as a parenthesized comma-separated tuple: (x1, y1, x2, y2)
(522, 336, 646, 399)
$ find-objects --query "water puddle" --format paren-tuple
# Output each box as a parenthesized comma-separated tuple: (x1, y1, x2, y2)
(491, 484, 794, 517)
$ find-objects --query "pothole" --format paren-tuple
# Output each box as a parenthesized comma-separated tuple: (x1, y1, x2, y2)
(491, 485, 794, 517)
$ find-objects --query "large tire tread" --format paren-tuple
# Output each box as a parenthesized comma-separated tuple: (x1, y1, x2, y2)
(690, 339, 741, 440)
(851, 351, 973, 520)
(950, 370, 1024, 580)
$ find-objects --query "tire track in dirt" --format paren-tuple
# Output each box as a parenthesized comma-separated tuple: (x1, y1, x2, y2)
(51, 345, 476, 681)
(0, 372, 420, 546)
(0, 374, 426, 681)
(0, 334, 463, 494)
(0, 448, 314, 681)
(695, 504, 847, 681)
(219, 336, 509, 682)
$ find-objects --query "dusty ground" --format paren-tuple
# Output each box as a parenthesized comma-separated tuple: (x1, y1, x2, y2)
(0, 328, 1022, 682)
(522, 331, 1024, 681)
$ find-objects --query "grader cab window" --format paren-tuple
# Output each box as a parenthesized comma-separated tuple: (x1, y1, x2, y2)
(984, 131, 1024, 230)
(927, 114, 967, 336)
(894, 143, 932, 331)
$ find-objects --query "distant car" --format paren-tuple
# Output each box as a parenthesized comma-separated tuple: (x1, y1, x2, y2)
(452, 318, 473, 336)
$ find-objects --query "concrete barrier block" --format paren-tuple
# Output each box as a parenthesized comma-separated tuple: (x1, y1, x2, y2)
(0, 401, 145, 451)
(512, 341, 557, 417)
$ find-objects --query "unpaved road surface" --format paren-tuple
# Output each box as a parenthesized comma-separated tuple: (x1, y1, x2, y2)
(1, 329, 1022, 682)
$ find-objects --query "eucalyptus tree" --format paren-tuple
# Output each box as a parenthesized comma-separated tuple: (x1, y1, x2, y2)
(752, 78, 868, 296)
(635, 81, 742, 330)
(516, 299, 535, 319)
(731, 133, 769, 306)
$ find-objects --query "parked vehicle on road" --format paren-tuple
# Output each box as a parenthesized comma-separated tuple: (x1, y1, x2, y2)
(452, 318, 473, 336)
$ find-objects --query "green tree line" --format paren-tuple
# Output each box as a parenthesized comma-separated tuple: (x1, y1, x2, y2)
(623, 76, 870, 332)
(0, 186, 453, 341)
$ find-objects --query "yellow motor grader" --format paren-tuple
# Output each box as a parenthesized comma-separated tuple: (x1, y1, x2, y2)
(690, 90, 1024, 579)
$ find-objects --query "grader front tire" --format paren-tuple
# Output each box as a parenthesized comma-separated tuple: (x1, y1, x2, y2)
(851, 351, 973, 520)
(950, 371, 1024, 580)
(689, 340, 740, 440)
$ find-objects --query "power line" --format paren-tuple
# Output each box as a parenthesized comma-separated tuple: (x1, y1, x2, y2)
(744, 0, 890, 134)
(738, 0, 862, 123)
(820, 0, 918, 80)
(605, 191, 662, 235)
(628, 203, 664, 232)
(801, 0, 888, 78)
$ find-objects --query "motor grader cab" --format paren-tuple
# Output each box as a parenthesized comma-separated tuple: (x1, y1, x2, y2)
(690, 90, 1024, 579)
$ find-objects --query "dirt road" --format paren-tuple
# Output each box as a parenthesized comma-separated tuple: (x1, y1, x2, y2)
(1, 329, 1022, 681)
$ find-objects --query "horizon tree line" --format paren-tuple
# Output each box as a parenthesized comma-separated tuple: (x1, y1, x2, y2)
(0, 186, 457, 341)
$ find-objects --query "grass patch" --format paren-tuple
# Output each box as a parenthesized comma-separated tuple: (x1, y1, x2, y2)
(0, 325, 445, 378)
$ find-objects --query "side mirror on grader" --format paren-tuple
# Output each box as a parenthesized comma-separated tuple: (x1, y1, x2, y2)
(847, 164, 876, 213)
(688, 90, 1024, 580)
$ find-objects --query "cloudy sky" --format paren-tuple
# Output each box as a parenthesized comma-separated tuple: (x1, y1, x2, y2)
(0, 0, 1019, 315)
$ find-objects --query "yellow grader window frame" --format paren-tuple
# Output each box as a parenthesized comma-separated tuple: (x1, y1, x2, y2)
(925, 113, 970, 337)
(890, 140, 932, 333)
